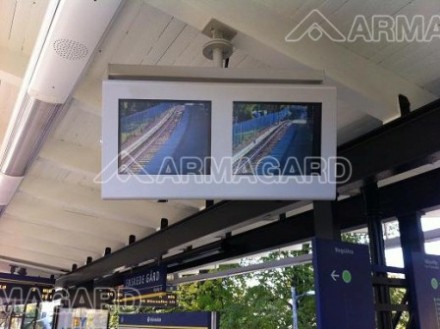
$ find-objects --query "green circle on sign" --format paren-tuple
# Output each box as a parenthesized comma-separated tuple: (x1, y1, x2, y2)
(342, 270, 352, 284)
(431, 278, 438, 290)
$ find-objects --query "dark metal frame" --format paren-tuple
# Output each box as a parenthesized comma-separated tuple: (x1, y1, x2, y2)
(58, 97, 440, 286)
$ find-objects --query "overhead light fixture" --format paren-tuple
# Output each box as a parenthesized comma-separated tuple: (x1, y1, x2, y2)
(0, 0, 123, 208)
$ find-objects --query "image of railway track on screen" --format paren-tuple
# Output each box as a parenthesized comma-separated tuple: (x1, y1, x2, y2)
(119, 100, 211, 175)
(232, 102, 321, 176)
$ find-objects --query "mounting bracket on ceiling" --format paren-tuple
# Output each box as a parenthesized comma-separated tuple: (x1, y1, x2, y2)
(202, 19, 236, 68)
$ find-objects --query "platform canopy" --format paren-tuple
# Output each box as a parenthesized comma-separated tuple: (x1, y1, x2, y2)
(0, 0, 439, 280)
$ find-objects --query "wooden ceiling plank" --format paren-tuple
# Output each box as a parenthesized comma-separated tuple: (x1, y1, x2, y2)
(111, 4, 171, 65)
(8, 192, 155, 243)
(0, 0, 17, 47)
(146, 0, 436, 119)
(21, 0, 49, 55)
(0, 243, 74, 270)
(0, 46, 27, 86)
(173, 33, 209, 66)
(0, 229, 99, 262)
(141, 18, 186, 65)
(39, 138, 100, 176)
(89, 0, 144, 79)
(0, 214, 125, 254)
(19, 176, 197, 228)
(7, 0, 34, 53)
(156, 24, 199, 65)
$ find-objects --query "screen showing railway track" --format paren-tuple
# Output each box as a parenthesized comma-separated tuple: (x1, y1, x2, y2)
(118, 100, 211, 175)
(102, 78, 336, 200)
(232, 102, 321, 176)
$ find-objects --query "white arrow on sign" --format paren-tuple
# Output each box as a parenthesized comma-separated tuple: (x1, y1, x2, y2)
(331, 270, 340, 281)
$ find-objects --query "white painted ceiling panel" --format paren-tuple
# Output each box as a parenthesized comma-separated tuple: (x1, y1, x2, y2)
(156, 25, 199, 66)
(112, 5, 172, 65)
(1, 214, 123, 256)
(0, 241, 77, 270)
(0, 81, 18, 142)
(0, 0, 18, 48)
(141, 18, 186, 65)
(0, 231, 100, 263)
(51, 102, 102, 149)
(88, 0, 145, 79)
(20, 176, 195, 228)
(0, 0, 49, 55)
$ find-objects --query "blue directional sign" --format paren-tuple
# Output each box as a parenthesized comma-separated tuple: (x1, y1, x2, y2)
(119, 312, 218, 329)
(313, 238, 375, 329)
(123, 264, 167, 295)
(410, 252, 440, 329)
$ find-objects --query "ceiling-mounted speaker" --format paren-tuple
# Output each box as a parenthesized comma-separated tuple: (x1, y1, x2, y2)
(28, 0, 123, 104)
(0, 0, 123, 208)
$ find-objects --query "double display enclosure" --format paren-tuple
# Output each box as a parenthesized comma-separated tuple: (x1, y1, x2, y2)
(102, 78, 336, 200)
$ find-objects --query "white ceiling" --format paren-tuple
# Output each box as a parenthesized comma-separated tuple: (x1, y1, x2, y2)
(0, 0, 439, 277)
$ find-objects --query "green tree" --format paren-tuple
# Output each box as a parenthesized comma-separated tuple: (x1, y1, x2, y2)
(114, 237, 371, 329)
(254, 247, 316, 329)
(175, 245, 316, 329)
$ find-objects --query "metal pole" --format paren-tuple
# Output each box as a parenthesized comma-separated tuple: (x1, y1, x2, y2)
(212, 47, 223, 68)
(292, 286, 299, 329)
(398, 212, 425, 329)
(363, 183, 392, 329)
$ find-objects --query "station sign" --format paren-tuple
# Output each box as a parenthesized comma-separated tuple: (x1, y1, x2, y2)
(119, 312, 218, 329)
(123, 264, 167, 295)
(409, 252, 440, 328)
(0, 273, 54, 302)
(313, 239, 375, 329)
(137, 293, 177, 308)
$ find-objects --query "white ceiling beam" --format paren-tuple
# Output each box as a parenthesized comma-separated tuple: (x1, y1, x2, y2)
(73, 77, 103, 114)
(8, 192, 154, 244)
(0, 260, 61, 276)
(145, 0, 437, 121)
(0, 225, 99, 262)
(39, 138, 100, 177)
(0, 46, 27, 86)
(0, 242, 76, 270)
(19, 175, 197, 228)
(38, 139, 203, 212)
(0, 214, 122, 258)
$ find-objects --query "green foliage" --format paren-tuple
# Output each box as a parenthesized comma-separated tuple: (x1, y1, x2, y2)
(113, 237, 379, 329)
(389, 285, 409, 328)
(175, 245, 316, 329)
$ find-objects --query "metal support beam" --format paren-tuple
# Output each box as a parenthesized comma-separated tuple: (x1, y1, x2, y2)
(363, 183, 392, 329)
(56, 201, 293, 287)
(338, 98, 440, 192)
(398, 212, 425, 329)
(313, 201, 340, 240)
(95, 168, 440, 287)
(363, 183, 386, 266)
(58, 98, 440, 287)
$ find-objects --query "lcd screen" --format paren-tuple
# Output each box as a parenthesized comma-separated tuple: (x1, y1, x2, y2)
(232, 102, 321, 176)
(118, 100, 211, 175)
